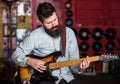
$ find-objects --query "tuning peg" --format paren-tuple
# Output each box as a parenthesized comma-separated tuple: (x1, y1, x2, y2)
(100, 53, 119, 62)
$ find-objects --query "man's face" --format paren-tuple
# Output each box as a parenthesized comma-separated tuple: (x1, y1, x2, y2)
(43, 12, 59, 30)
(43, 12, 62, 38)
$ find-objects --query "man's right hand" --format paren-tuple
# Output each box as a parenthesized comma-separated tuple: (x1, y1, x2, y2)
(26, 57, 46, 72)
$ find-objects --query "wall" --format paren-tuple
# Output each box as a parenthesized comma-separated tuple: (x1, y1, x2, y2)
(62, 0, 120, 72)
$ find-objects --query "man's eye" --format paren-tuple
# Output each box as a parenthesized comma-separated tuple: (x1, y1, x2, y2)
(47, 22, 51, 24)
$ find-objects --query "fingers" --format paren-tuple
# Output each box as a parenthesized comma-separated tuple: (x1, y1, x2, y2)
(80, 56, 90, 69)
(28, 58, 47, 73)
(37, 65, 46, 73)
(37, 63, 47, 72)
(39, 64, 46, 70)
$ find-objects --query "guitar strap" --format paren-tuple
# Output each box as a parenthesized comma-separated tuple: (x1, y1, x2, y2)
(61, 26, 66, 57)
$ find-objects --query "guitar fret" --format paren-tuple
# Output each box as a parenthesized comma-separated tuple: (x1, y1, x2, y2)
(49, 56, 100, 69)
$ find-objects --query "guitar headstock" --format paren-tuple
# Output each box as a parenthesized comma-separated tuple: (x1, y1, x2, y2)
(99, 53, 120, 62)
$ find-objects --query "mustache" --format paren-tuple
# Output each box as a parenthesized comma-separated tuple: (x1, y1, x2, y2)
(50, 25, 60, 30)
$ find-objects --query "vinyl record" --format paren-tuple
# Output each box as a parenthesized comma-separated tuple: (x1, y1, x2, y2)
(105, 28, 117, 40)
(65, 18, 73, 26)
(65, 1, 72, 9)
(78, 28, 91, 40)
(66, 10, 73, 17)
(105, 41, 115, 51)
(92, 27, 104, 40)
(92, 41, 102, 51)
(79, 41, 89, 52)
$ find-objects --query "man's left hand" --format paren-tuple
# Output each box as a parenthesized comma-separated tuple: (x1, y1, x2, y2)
(79, 56, 90, 71)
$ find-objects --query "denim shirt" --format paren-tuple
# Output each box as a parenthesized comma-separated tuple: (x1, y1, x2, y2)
(11, 26, 80, 83)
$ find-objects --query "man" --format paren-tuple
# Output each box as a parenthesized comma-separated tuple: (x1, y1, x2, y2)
(11, 2, 90, 84)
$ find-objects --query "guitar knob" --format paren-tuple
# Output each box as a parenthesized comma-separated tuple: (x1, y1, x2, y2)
(23, 78, 30, 84)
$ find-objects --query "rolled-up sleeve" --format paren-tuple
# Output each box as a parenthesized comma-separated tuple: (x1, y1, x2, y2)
(11, 34, 35, 67)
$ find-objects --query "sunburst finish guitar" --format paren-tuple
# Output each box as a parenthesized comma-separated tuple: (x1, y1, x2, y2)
(19, 51, 119, 82)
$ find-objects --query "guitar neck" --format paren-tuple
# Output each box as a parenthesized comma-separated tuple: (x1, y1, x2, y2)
(49, 56, 100, 70)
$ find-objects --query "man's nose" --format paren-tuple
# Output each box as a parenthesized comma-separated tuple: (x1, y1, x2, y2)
(51, 21, 56, 27)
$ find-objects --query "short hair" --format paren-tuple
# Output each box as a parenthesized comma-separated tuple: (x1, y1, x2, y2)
(36, 2, 56, 22)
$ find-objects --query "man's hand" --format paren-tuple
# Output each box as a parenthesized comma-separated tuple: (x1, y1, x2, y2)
(26, 57, 46, 72)
(79, 56, 90, 72)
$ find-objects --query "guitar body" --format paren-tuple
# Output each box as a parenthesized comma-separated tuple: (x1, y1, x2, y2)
(30, 70, 58, 83)
(19, 51, 61, 83)
(19, 67, 31, 82)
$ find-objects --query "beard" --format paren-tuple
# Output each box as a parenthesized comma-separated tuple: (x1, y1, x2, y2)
(44, 25, 63, 38)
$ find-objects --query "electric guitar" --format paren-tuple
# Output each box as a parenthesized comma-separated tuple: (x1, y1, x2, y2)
(19, 51, 119, 82)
